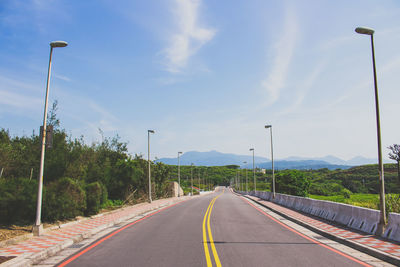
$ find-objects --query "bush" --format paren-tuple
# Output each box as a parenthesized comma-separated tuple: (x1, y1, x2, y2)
(386, 194, 400, 214)
(43, 177, 86, 222)
(340, 188, 352, 199)
(275, 170, 310, 197)
(85, 182, 107, 215)
(0, 178, 37, 225)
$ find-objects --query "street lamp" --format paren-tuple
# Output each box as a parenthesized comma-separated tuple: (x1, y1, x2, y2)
(243, 161, 248, 193)
(355, 26, 386, 233)
(33, 40, 68, 236)
(148, 130, 155, 203)
(265, 125, 275, 198)
(250, 148, 255, 192)
(178, 151, 183, 197)
(191, 163, 194, 196)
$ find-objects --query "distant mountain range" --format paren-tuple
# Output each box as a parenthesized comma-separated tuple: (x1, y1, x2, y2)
(155, 150, 385, 170)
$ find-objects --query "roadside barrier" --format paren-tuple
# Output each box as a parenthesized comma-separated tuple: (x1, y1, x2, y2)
(384, 213, 400, 242)
(236, 190, 400, 240)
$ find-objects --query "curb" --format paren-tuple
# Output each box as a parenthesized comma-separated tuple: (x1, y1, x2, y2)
(242, 194, 400, 266)
(0, 194, 210, 267)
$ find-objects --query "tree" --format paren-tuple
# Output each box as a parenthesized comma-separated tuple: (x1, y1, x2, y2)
(275, 170, 311, 197)
(388, 144, 400, 183)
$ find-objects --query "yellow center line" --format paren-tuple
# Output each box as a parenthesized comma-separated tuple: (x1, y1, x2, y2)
(203, 198, 213, 267)
(207, 195, 222, 267)
(202, 189, 224, 267)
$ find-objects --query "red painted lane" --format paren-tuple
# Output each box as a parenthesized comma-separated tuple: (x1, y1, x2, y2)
(242, 197, 372, 267)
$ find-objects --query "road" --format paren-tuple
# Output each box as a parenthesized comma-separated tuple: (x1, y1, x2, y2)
(57, 188, 372, 267)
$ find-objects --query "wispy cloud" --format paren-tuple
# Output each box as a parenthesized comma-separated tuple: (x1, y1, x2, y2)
(0, 75, 42, 112)
(278, 60, 326, 116)
(261, 4, 298, 105)
(0, 90, 41, 110)
(162, 0, 216, 73)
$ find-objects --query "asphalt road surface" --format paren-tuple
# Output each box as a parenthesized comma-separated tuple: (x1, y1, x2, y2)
(58, 188, 373, 267)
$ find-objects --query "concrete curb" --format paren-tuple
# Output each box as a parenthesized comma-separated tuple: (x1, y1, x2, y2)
(0, 194, 210, 267)
(241, 194, 400, 266)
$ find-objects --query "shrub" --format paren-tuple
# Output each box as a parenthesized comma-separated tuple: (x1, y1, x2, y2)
(0, 178, 37, 225)
(43, 177, 86, 222)
(340, 188, 352, 199)
(275, 170, 310, 197)
(85, 182, 107, 215)
(386, 194, 400, 214)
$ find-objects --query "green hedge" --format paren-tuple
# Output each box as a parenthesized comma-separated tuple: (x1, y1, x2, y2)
(0, 178, 37, 225)
(43, 177, 86, 222)
(85, 182, 107, 215)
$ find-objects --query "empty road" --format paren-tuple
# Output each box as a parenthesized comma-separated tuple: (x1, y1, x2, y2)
(57, 188, 373, 266)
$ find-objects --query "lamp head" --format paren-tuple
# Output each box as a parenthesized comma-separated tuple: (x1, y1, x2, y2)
(178, 151, 183, 154)
(265, 125, 272, 129)
(249, 148, 254, 151)
(148, 130, 155, 134)
(50, 41, 68, 48)
(355, 27, 374, 35)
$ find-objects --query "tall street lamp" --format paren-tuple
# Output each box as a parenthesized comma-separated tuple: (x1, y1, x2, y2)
(191, 163, 194, 196)
(33, 41, 68, 236)
(355, 27, 386, 233)
(265, 125, 275, 198)
(243, 161, 248, 193)
(148, 130, 155, 203)
(178, 151, 183, 197)
(250, 148, 255, 192)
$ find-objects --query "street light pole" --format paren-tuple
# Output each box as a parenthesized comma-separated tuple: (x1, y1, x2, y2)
(243, 161, 248, 193)
(148, 130, 155, 203)
(34, 41, 68, 236)
(355, 27, 386, 233)
(191, 163, 194, 196)
(178, 151, 182, 197)
(265, 125, 275, 198)
(250, 148, 255, 192)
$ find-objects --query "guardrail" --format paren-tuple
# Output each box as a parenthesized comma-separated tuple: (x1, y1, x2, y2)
(236, 190, 400, 242)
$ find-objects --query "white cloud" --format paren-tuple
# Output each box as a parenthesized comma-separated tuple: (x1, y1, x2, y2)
(0, 90, 41, 110)
(277, 60, 326, 116)
(261, 4, 298, 105)
(163, 0, 216, 73)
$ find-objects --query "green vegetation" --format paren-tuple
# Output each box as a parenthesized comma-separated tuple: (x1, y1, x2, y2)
(275, 170, 310, 197)
(1, 104, 399, 224)
(309, 193, 380, 209)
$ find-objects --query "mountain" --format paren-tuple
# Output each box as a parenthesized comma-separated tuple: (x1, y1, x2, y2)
(256, 160, 351, 170)
(155, 150, 269, 167)
(281, 155, 381, 166)
(156, 151, 352, 169)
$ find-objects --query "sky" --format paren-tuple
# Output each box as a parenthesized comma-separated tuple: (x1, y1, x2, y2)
(0, 0, 399, 161)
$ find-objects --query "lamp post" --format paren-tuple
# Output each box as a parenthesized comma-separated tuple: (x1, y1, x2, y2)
(178, 151, 182, 197)
(355, 27, 386, 233)
(148, 130, 155, 203)
(33, 41, 68, 236)
(250, 148, 255, 192)
(265, 125, 275, 198)
(191, 163, 194, 196)
(243, 161, 248, 193)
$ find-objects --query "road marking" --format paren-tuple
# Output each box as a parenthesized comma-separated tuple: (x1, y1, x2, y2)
(57, 199, 190, 267)
(242, 197, 372, 267)
(202, 190, 224, 267)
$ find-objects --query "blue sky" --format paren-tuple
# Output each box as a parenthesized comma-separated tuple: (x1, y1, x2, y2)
(1, 0, 399, 161)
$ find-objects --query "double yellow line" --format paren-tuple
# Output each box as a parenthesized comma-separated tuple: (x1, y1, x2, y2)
(202, 190, 224, 267)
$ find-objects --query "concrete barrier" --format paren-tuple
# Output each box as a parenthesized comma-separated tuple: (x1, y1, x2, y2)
(384, 213, 400, 242)
(238, 190, 382, 236)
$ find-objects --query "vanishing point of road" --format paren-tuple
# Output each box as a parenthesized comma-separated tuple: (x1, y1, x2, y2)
(56, 188, 378, 267)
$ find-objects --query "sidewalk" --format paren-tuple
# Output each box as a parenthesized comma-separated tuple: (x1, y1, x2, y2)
(244, 194, 400, 266)
(0, 195, 199, 267)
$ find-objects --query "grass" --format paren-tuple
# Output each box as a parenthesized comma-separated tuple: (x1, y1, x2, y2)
(308, 194, 380, 210)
